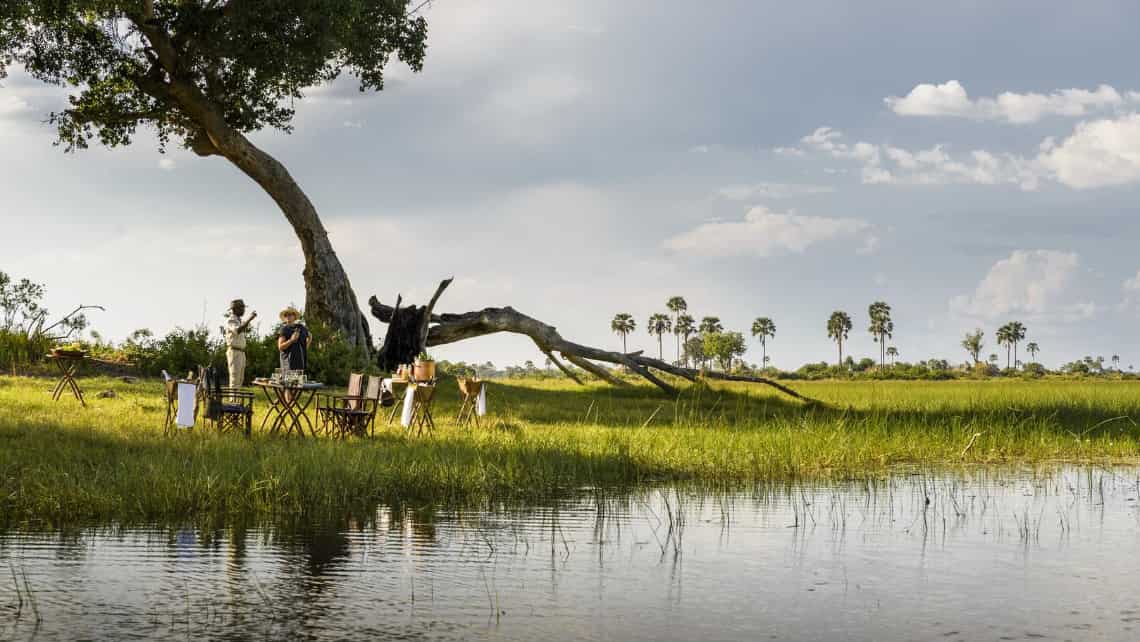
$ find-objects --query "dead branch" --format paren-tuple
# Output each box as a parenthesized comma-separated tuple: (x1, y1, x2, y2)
(368, 295, 817, 404)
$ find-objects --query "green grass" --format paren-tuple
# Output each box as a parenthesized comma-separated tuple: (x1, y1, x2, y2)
(1, 374, 1138, 527)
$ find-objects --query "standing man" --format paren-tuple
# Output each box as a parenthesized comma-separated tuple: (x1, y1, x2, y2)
(225, 299, 257, 387)
(278, 306, 312, 371)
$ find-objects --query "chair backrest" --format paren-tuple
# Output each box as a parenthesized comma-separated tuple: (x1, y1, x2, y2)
(458, 377, 482, 398)
(346, 372, 364, 409)
(364, 375, 382, 402)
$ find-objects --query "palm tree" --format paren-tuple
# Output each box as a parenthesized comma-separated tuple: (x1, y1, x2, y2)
(1026, 342, 1039, 364)
(647, 313, 672, 360)
(827, 310, 853, 366)
(961, 329, 985, 365)
(996, 323, 1013, 369)
(674, 314, 695, 366)
(611, 313, 636, 354)
(1112, 354, 1121, 371)
(750, 317, 776, 367)
(867, 301, 893, 368)
(666, 296, 688, 361)
(699, 316, 723, 335)
(1007, 321, 1026, 369)
(886, 346, 898, 365)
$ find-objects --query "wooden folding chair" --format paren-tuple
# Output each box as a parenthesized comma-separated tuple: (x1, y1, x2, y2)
(318, 372, 365, 438)
(456, 378, 485, 428)
(405, 383, 437, 437)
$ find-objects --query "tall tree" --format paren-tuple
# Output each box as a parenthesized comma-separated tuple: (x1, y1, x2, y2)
(0, 1, 429, 355)
(996, 323, 1013, 369)
(750, 317, 776, 367)
(1007, 321, 1026, 369)
(699, 316, 723, 335)
(961, 329, 985, 365)
(1112, 354, 1121, 371)
(886, 345, 898, 365)
(665, 296, 687, 362)
(647, 313, 672, 360)
(673, 314, 695, 366)
(1026, 342, 1040, 364)
(827, 310, 852, 366)
(867, 301, 893, 368)
(610, 313, 636, 354)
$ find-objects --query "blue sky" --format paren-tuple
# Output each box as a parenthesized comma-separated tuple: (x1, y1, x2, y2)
(3, 0, 1140, 369)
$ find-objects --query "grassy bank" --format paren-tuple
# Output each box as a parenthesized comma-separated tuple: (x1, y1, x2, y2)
(1, 375, 1138, 527)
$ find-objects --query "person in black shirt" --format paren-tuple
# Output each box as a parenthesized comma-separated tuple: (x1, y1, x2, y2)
(277, 307, 312, 371)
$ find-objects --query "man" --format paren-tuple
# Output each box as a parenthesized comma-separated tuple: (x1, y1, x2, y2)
(278, 306, 312, 371)
(224, 299, 257, 386)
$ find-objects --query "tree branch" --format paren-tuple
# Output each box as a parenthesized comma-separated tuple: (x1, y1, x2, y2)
(369, 296, 818, 403)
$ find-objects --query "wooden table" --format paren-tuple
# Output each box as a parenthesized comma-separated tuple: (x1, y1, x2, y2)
(47, 352, 87, 407)
(253, 380, 324, 437)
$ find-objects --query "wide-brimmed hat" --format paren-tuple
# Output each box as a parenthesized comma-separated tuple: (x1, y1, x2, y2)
(279, 306, 301, 321)
(229, 299, 245, 312)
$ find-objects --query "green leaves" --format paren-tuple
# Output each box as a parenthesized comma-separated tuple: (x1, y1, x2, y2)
(2, 1, 428, 153)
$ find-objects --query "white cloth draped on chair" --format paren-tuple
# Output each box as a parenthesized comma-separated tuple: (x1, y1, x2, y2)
(400, 384, 416, 427)
(476, 384, 487, 417)
(176, 382, 197, 428)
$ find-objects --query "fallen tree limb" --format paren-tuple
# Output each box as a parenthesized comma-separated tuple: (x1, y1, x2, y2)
(368, 294, 818, 404)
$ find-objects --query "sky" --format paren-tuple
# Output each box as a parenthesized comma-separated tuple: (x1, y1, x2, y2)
(3, 0, 1140, 370)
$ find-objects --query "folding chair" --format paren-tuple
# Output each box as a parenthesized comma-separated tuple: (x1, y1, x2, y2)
(195, 365, 255, 436)
(163, 371, 198, 436)
(316, 371, 360, 437)
(318, 373, 376, 438)
(405, 383, 437, 437)
(456, 378, 485, 428)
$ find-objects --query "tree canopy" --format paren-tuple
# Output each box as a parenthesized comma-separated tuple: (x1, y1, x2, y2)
(0, 1, 427, 154)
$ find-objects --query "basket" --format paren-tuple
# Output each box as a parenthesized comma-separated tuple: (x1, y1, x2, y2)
(413, 360, 436, 382)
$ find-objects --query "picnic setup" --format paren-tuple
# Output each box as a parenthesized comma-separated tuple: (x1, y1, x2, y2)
(150, 301, 490, 439)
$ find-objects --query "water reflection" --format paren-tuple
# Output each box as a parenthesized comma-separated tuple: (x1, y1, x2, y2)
(2, 466, 1140, 641)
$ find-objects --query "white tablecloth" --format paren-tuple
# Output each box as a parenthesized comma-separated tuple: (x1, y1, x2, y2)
(400, 384, 416, 427)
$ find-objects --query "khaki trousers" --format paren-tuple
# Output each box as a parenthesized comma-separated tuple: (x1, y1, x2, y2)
(227, 348, 247, 387)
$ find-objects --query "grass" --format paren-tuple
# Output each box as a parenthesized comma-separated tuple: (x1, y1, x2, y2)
(1, 374, 1139, 528)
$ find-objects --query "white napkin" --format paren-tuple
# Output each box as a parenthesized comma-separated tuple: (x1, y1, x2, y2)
(176, 382, 197, 428)
(476, 383, 487, 417)
(400, 384, 416, 427)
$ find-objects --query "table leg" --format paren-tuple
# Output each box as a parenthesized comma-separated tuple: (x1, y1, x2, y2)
(296, 389, 318, 437)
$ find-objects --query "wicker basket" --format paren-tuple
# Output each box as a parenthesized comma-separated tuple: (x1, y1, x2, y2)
(413, 360, 436, 382)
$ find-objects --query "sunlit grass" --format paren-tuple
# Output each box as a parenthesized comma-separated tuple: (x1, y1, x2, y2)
(1, 375, 1138, 527)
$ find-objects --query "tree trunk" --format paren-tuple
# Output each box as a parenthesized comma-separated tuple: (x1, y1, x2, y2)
(214, 134, 372, 355)
(155, 77, 373, 356)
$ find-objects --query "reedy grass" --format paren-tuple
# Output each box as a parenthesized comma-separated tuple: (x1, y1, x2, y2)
(1, 375, 1138, 527)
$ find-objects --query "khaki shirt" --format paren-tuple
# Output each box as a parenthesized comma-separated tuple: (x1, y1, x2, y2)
(225, 316, 247, 350)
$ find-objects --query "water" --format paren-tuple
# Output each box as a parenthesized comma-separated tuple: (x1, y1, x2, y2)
(3, 466, 1140, 641)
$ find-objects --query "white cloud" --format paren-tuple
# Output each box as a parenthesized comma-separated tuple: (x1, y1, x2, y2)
(949, 250, 1095, 323)
(791, 127, 1040, 190)
(157, 158, 176, 170)
(715, 182, 834, 200)
(1036, 112, 1140, 188)
(663, 206, 874, 258)
(885, 80, 1127, 124)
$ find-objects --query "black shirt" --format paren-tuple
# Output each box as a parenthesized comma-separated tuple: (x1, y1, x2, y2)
(279, 323, 310, 370)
